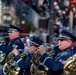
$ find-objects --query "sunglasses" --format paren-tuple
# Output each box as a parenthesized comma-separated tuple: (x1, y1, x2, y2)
(58, 39, 65, 41)
(58, 39, 70, 41)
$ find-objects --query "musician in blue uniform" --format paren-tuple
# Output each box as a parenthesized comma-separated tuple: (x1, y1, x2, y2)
(12, 36, 43, 75)
(38, 29, 76, 75)
(0, 24, 24, 75)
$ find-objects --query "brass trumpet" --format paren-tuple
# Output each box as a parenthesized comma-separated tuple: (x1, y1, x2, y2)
(30, 44, 55, 75)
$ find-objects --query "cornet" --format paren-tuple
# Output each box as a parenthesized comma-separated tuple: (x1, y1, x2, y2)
(30, 43, 55, 75)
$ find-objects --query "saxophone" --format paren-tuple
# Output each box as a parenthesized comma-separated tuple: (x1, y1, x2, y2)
(64, 54, 76, 75)
(30, 45, 55, 75)
(3, 49, 25, 75)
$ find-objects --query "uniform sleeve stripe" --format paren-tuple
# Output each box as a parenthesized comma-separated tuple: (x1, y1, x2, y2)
(16, 58, 22, 63)
(42, 57, 51, 65)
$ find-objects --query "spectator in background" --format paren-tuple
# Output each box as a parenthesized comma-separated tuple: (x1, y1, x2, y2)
(37, 0, 44, 7)
(54, 20, 63, 35)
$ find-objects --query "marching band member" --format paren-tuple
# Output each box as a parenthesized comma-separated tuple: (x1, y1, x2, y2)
(0, 24, 24, 75)
(38, 29, 76, 75)
(12, 36, 43, 75)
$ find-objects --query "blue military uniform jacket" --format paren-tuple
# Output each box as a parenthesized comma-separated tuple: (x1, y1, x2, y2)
(40, 47, 75, 75)
(14, 53, 32, 75)
(0, 37, 24, 54)
(0, 37, 24, 75)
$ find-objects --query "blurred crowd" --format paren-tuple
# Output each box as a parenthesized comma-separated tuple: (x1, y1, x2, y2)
(22, 0, 76, 37)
